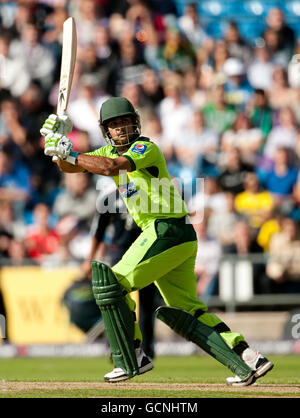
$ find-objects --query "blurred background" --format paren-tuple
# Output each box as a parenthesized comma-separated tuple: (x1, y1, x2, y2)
(0, 0, 300, 358)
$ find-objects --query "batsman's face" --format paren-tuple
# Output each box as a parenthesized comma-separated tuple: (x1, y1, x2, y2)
(107, 116, 136, 146)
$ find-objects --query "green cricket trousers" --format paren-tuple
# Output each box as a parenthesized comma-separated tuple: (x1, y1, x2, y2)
(112, 217, 246, 349)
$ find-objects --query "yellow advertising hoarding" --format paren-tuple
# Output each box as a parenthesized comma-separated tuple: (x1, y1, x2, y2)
(0, 266, 85, 344)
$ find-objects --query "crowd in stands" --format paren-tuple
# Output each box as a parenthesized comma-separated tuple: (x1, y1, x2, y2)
(1, 0, 300, 298)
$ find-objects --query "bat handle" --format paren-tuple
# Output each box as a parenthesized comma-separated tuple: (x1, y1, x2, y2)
(52, 111, 65, 162)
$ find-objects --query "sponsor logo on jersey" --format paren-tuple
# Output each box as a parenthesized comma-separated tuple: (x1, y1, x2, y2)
(119, 182, 138, 198)
(132, 143, 147, 154)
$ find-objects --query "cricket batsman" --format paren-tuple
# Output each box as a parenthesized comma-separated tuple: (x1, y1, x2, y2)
(40, 97, 273, 385)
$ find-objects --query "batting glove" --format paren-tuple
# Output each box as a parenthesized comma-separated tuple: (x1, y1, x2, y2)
(40, 113, 73, 138)
(44, 133, 78, 164)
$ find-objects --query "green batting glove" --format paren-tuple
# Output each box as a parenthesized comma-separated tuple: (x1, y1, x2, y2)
(44, 133, 78, 164)
(44, 132, 63, 157)
(40, 113, 73, 137)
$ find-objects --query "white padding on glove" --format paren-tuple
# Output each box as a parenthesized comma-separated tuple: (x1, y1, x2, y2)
(44, 133, 73, 159)
(40, 113, 73, 138)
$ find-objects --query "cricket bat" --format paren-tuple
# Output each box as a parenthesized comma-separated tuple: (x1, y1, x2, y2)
(53, 16, 77, 161)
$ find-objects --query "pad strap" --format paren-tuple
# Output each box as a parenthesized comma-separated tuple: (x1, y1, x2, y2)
(92, 261, 139, 377)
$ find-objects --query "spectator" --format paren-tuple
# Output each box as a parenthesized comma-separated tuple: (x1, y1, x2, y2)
(0, 199, 26, 240)
(218, 147, 253, 195)
(288, 41, 300, 88)
(248, 89, 273, 147)
(20, 136, 61, 212)
(155, 25, 196, 73)
(287, 52, 300, 124)
(157, 73, 193, 153)
(202, 82, 237, 136)
(264, 8, 295, 57)
(0, 146, 31, 214)
(120, 82, 152, 128)
(9, 22, 56, 92)
(182, 68, 207, 109)
(67, 73, 110, 148)
(288, 182, 300, 222)
(110, 30, 146, 95)
(68, 129, 91, 154)
(223, 57, 254, 111)
(79, 43, 110, 89)
(8, 238, 32, 266)
(256, 209, 283, 252)
(194, 216, 222, 301)
(207, 191, 243, 247)
(139, 67, 164, 107)
(73, 0, 106, 49)
(223, 220, 263, 255)
(267, 66, 298, 113)
(173, 108, 219, 176)
(94, 25, 115, 62)
(42, 6, 68, 81)
(221, 112, 263, 166)
(212, 40, 230, 74)
(142, 111, 164, 149)
(19, 82, 53, 139)
(223, 220, 265, 294)
(53, 172, 98, 228)
(25, 202, 60, 264)
(0, 1, 18, 31)
(54, 214, 92, 265)
(125, 0, 155, 36)
(259, 147, 299, 205)
(247, 43, 275, 91)
(8, 2, 41, 36)
(263, 107, 298, 161)
(266, 217, 300, 293)
(263, 28, 290, 67)
(224, 21, 252, 65)
(294, 130, 300, 168)
(189, 176, 228, 218)
(0, 97, 26, 149)
(0, 230, 13, 260)
(0, 32, 31, 97)
(178, 2, 210, 49)
(234, 172, 274, 231)
(199, 40, 229, 90)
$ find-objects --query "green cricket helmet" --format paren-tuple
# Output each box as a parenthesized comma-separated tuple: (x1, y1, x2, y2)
(99, 97, 141, 147)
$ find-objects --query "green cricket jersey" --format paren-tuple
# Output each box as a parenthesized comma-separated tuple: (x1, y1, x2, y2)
(85, 137, 187, 230)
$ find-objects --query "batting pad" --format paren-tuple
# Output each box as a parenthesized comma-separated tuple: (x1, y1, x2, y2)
(155, 306, 252, 380)
(92, 261, 139, 377)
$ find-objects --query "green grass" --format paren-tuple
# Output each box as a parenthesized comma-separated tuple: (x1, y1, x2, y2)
(0, 355, 299, 398)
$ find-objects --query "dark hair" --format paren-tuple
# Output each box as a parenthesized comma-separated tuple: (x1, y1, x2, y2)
(254, 88, 266, 96)
(0, 143, 13, 157)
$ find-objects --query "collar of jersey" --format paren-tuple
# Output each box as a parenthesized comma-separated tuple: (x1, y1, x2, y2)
(112, 136, 150, 154)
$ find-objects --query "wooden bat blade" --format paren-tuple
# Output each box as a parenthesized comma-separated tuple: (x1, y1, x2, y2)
(57, 17, 77, 116)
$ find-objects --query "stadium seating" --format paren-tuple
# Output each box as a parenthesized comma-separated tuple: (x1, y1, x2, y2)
(174, 0, 300, 42)
(282, 0, 300, 17)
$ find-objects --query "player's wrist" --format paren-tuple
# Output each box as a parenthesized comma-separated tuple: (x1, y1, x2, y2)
(65, 151, 79, 165)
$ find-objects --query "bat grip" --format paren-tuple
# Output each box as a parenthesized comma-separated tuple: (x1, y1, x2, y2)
(52, 111, 65, 162)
